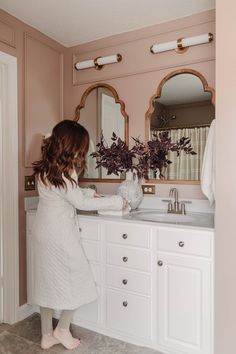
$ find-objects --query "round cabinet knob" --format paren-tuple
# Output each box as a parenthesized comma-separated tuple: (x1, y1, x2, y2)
(178, 241, 185, 247)
(79, 227, 82, 232)
(157, 260, 163, 266)
(122, 279, 128, 285)
(122, 256, 128, 262)
(122, 233, 128, 239)
(123, 301, 128, 307)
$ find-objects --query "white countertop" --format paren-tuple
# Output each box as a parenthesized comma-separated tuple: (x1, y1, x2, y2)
(25, 196, 214, 231)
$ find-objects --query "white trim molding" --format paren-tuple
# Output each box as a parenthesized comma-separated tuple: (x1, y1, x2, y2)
(0, 51, 19, 324)
(18, 304, 38, 322)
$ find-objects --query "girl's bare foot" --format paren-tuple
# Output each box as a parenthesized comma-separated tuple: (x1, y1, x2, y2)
(53, 327, 80, 350)
(41, 333, 60, 349)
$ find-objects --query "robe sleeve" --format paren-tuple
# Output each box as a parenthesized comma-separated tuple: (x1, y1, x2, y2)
(80, 188, 96, 198)
(57, 180, 123, 211)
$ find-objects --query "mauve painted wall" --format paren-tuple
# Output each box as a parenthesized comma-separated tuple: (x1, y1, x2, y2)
(0, 9, 65, 305)
(0, 8, 215, 306)
(64, 10, 215, 199)
(215, 0, 236, 353)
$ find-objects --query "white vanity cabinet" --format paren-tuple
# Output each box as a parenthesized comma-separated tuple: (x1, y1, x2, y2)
(104, 222, 152, 341)
(73, 218, 101, 326)
(26, 212, 214, 354)
(157, 227, 213, 354)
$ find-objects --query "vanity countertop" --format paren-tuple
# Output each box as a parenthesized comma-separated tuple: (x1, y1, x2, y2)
(25, 196, 214, 231)
(75, 208, 214, 231)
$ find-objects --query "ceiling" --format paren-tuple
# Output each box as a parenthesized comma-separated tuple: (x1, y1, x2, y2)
(0, 0, 215, 47)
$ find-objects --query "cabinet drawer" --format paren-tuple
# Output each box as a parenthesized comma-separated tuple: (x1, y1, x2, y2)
(79, 219, 100, 240)
(158, 227, 213, 257)
(106, 289, 150, 340)
(106, 266, 151, 295)
(81, 240, 100, 262)
(105, 222, 150, 248)
(107, 244, 150, 272)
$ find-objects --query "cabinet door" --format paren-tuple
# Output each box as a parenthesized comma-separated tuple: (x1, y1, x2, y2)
(157, 254, 212, 354)
(73, 287, 100, 325)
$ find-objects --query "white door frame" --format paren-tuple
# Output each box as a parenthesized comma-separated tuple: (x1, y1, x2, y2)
(0, 51, 19, 324)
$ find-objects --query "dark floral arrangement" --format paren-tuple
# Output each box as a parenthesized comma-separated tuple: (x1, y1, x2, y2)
(90, 131, 196, 180)
(147, 131, 196, 179)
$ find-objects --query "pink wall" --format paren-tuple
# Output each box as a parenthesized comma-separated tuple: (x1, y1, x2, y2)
(0, 8, 215, 306)
(0, 9, 65, 305)
(215, 0, 236, 352)
(64, 10, 215, 198)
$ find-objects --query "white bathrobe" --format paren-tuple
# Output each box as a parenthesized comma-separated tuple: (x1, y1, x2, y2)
(32, 175, 123, 310)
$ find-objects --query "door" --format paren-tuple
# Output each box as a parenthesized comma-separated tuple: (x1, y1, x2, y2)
(0, 55, 4, 323)
(157, 253, 212, 354)
(0, 50, 18, 324)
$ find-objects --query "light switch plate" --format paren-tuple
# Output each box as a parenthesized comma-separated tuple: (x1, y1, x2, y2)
(25, 175, 36, 191)
(142, 184, 156, 195)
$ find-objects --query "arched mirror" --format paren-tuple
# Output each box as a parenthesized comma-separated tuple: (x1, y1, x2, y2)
(145, 69, 215, 183)
(74, 83, 129, 181)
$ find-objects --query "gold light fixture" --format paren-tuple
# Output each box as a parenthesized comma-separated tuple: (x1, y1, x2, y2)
(74, 54, 122, 71)
(150, 33, 213, 54)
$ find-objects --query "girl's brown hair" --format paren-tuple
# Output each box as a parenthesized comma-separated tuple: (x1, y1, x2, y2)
(33, 120, 89, 188)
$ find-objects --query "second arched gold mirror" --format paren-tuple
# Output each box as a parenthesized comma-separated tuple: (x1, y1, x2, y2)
(145, 69, 215, 184)
(74, 83, 129, 181)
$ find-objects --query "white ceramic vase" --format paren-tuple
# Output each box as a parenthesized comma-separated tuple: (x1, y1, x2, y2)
(117, 170, 143, 210)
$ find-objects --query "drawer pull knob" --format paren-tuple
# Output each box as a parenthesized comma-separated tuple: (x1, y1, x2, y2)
(79, 227, 82, 232)
(123, 301, 128, 307)
(122, 233, 128, 239)
(178, 241, 185, 247)
(157, 260, 163, 266)
(122, 279, 128, 285)
(122, 256, 128, 262)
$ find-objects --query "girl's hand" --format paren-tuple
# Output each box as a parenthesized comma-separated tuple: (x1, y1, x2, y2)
(94, 193, 101, 198)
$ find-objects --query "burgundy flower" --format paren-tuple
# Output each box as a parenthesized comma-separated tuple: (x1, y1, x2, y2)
(90, 131, 196, 180)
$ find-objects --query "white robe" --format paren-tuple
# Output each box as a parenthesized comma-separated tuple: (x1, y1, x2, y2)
(32, 176, 123, 310)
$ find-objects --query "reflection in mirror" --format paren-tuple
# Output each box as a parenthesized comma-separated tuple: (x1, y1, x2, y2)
(147, 70, 215, 182)
(75, 84, 128, 180)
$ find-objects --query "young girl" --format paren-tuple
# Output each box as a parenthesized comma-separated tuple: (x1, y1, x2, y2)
(32, 120, 125, 350)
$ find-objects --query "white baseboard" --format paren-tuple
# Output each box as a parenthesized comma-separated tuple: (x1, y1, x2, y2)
(18, 303, 39, 322)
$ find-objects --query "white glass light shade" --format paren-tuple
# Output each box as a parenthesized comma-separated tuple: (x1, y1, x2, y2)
(151, 40, 177, 53)
(74, 59, 95, 70)
(182, 34, 212, 47)
(97, 54, 120, 66)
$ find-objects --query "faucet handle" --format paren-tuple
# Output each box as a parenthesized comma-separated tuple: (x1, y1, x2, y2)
(180, 202, 186, 215)
(168, 201, 173, 213)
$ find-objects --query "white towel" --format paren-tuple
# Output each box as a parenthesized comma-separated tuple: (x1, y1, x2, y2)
(98, 204, 131, 216)
(201, 119, 216, 206)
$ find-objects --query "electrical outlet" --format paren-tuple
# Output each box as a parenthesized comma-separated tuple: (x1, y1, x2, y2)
(25, 175, 36, 191)
(142, 184, 156, 195)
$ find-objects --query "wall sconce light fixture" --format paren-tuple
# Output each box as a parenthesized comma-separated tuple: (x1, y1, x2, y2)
(74, 54, 122, 71)
(150, 33, 213, 54)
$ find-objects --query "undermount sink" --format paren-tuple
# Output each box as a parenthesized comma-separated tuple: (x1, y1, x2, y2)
(131, 210, 194, 223)
(129, 209, 214, 228)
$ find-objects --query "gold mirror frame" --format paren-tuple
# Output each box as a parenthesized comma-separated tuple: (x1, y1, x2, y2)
(145, 68, 215, 185)
(74, 83, 129, 183)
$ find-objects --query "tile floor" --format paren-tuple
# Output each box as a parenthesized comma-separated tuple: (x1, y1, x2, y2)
(0, 314, 163, 354)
